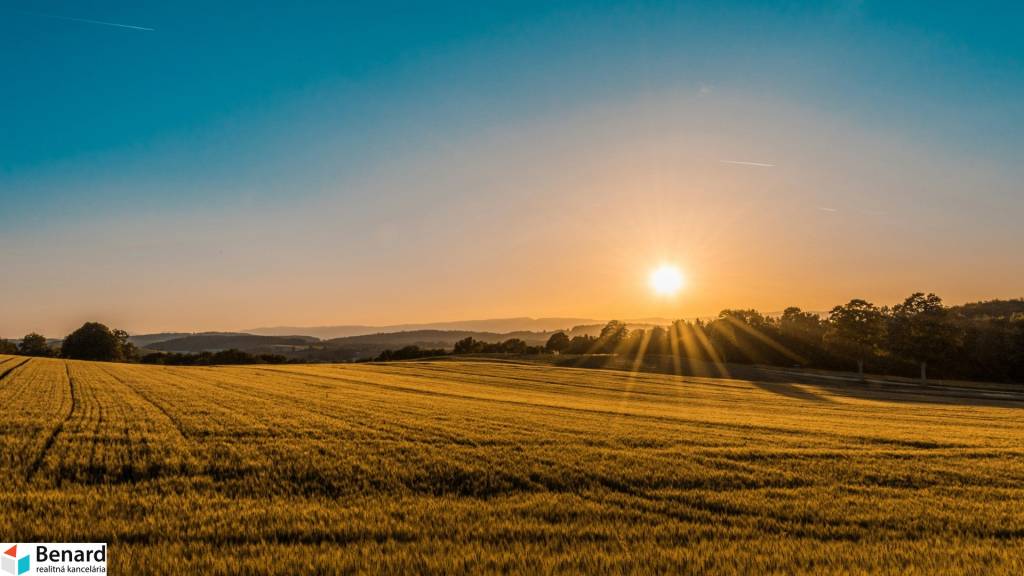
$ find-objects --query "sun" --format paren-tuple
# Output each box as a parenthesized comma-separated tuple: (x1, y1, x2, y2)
(649, 264, 685, 296)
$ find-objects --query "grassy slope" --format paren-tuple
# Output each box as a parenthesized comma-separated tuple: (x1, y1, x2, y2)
(0, 354, 1022, 574)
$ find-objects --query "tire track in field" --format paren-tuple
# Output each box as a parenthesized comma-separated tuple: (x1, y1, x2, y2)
(140, 368, 278, 436)
(272, 366, 565, 441)
(91, 367, 139, 479)
(194, 369, 374, 431)
(26, 362, 77, 481)
(86, 379, 108, 482)
(92, 366, 191, 480)
(100, 366, 190, 441)
(0, 357, 31, 384)
(174, 367, 400, 441)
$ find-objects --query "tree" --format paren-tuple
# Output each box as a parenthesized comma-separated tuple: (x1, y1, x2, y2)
(113, 329, 139, 362)
(453, 337, 481, 354)
(19, 333, 52, 357)
(0, 339, 19, 355)
(707, 309, 783, 365)
(825, 299, 885, 379)
(597, 321, 629, 353)
(888, 293, 960, 382)
(565, 335, 596, 354)
(779, 307, 824, 341)
(500, 338, 528, 354)
(645, 326, 669, 356)
(778, 307, 827, 365)
(544, 332, 570, 353)
(61, 322, 124, 361)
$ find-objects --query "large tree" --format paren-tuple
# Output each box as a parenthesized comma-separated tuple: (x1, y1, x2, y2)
(597, 321, 629, 353)
(18, 333, 52, 357)
(888, 293, 960, 382)
(779, 307, 825, 343)
(544, 332, 570, 353)
(61, 322, 125, 361)
(708, 309, 783, 365)
(778, 307, 828, 365)
(826, 299, 885, 379)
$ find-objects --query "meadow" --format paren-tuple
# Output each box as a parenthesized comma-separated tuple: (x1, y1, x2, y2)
(1, 354, 1022, 574)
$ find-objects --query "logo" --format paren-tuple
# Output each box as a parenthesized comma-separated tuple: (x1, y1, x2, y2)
(0, 544, 106, 574)
(1, 546, 29, 576)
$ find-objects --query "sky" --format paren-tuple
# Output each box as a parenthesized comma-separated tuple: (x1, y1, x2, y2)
(1, 1, 1022, 336)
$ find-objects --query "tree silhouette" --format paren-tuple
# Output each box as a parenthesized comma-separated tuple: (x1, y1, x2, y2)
(61, 322, 124, 361)
(544, 332, 570, 353)
(0, 339, 17, 354)
(597, 321, 629, 353)
(18, 333, 52, 357)
(453, 337, 481, 354)
(888, 293, 960, 382)
(826, 300, 885, 379)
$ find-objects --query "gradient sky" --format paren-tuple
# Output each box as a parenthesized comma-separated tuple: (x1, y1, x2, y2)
(2, 1, 1022, 337)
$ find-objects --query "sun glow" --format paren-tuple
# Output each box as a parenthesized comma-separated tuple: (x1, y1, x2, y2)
(649, 264, 685, 296)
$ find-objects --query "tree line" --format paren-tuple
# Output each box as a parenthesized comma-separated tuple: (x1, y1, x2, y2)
(377, 294, 1024, 383)
(370, 337, 547, 361)
(0, 322, 291, 366)
(1, 322, 139, 361)
(544, 294, 1023, 382)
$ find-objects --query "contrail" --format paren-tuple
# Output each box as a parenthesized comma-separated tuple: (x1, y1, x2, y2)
(720, 160, 775, 167)
(17, 11, 154, 31)
(816, 206, 839, 213)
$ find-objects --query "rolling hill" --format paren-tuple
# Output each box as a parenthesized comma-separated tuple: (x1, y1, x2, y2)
(286, 329, 558, 362)
(244, 317, 602, 339)
(145, 333, 319, 353)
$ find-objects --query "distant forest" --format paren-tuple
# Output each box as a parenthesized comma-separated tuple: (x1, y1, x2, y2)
(3, 294, 1022, 383)
(377, 294, 1024, 383)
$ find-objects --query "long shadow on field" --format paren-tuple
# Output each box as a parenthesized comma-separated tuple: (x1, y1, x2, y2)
(756, 368, 1024, 408)
(751, 381, 833, 403)
(544, 355, 1024, 408)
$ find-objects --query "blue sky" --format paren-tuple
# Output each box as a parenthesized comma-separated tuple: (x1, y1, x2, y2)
(2, 1, 1022, 335)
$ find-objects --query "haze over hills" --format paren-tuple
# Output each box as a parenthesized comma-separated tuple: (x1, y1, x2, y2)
(244, 317, 606, 339)
(146, 334, 319, 354)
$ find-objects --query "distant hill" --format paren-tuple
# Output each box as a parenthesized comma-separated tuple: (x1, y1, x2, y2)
(951, 299, 1024, 319)
(245, 317, 600, 340)
(273, 329, 558, 362)
(326, 329, 552, 347)
(140, 328, 571, 362)
(128, 333, 193, 348)
(147, 333, 319, 353)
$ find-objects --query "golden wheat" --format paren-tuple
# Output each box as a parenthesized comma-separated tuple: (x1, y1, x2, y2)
(1, 355, 1022, 574)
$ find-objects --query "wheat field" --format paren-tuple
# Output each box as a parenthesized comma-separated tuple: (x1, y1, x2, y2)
(1, 354, 1022, 574)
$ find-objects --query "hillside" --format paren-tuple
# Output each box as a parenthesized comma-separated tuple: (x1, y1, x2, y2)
(139, 329, 561, 361)
(285, 329, 558, 362)
(2, 354, 1022, 573)
(245, 317, 600, 339)
(325, 329, 552, 347)
(146, 333, 319, 353)
(127, 332, 193, 347)
(952, 298, 1024, 319)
